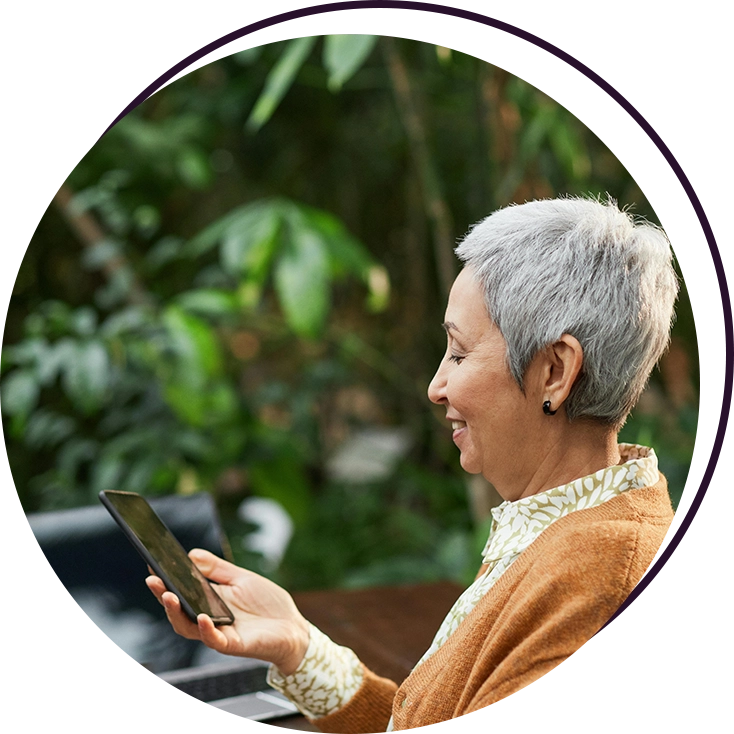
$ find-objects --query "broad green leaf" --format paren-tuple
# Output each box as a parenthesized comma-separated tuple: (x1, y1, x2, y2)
(175, 289, 238, 317)
(100, 306, 149, 337)
(40, 338, 75, 386)
(81, 238, 123, 270)
(163, 306, 222, 382)
(3, 337, 47, 370)
(145, 235, 184, 271)
(164, 113, 207, 141)
(300, 207, 373, 278)
(105, 428, 170, 457)
(0, 370, 39, 417)
(220, 203, 281, 278)
(164, 381, 208, 425)
(24, 410, 75, 449)
(187, 201, 274, 258)
(98, 168, 132, 190)
(323, 35, 377, 92)
(164, 380, 237, 427)
(247, 37, 317, 131)
(67, 186, 108, 216)
(61, 341, 110, 413)
(90, 454, 125, 494)
(115, 114, 204, 157)
(123, 456, 161, 493)
(274, 226, 330, 339)
(115, 116, 165, 154)
(71, 307, 98, 337)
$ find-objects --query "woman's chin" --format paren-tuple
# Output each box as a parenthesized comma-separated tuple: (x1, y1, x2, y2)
(458, 453, 482, 475)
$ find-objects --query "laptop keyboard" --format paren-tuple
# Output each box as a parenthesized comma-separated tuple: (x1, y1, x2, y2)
(171, 666, 268, 703)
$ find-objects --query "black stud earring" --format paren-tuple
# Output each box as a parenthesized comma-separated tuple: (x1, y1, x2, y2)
(543, 400, 557, 415)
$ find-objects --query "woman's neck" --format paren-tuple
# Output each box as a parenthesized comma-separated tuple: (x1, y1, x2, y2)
(498, 421, 621, 502)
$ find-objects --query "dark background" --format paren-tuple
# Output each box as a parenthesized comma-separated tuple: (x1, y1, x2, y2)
(2, 12, 728, 731)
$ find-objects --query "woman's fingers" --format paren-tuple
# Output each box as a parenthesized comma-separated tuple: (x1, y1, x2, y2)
(197, 614, 234, 653)
(159, 591, 201, 640)
(188, 548, 250, 585)
(145, 575, 166, 602)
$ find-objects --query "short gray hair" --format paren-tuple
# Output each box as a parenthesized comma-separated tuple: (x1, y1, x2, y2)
(455, 197, 679, 426)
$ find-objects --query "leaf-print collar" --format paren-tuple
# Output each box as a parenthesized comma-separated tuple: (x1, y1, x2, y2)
(481, 444, 659, 565)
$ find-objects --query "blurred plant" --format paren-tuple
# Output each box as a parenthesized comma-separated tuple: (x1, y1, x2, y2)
(3, 36, 697, 591)
(3, 186, 385, 515)
(246, 35, 379, 130)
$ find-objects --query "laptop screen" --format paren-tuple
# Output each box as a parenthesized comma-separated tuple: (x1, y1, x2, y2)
(28, 492, 233, 674)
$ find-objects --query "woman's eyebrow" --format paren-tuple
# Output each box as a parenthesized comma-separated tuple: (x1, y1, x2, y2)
(442, 321, 460, 334)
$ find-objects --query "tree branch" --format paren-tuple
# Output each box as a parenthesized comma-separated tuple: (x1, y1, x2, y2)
(53, 183, 149, 306)
(382, 38, 456, 298)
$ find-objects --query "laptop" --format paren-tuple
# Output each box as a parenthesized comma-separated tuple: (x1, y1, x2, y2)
(159, 656, 298, 718)
(28, 493, 299, 721)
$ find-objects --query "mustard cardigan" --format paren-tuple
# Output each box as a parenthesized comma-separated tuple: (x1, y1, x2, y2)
(313, 477, 674, 732)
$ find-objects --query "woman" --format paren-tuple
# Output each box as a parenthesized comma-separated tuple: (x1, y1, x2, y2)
(147, 196, 679, 730)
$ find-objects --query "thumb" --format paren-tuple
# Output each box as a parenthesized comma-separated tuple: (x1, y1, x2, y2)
(188, 548, 246, 585)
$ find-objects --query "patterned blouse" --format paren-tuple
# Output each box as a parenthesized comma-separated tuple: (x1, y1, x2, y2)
(267, 444, 659, 722)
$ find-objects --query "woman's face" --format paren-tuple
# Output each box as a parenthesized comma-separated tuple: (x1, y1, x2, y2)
(428, 268, 541, 490)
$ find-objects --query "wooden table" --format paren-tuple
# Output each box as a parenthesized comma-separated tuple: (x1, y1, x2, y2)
(269, 581, 464, 730)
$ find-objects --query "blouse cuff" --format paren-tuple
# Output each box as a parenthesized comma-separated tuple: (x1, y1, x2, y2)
(267, 623, 364, 719)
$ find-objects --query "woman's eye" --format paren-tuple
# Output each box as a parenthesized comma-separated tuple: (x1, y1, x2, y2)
(448, 354, 465, 364)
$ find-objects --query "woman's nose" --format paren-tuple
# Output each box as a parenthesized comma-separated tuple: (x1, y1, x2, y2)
(427, 362, 447, 405)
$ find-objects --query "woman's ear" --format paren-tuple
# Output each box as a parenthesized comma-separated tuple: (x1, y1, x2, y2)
(542, 334, 584, 410)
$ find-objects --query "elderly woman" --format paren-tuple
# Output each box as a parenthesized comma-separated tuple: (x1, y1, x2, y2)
(147, 197, 678, 730)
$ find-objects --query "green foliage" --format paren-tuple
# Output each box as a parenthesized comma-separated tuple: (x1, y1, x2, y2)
(246, 35, 378, 131)
(247, 37, 318, 131)
(274, 226, 330, 339)
(4, 36, 697, 591)
(187, 197, 380, 338)
(323, 35, 378, 92)
(276, 463, 473, 591)
(1, 370, 39, 420)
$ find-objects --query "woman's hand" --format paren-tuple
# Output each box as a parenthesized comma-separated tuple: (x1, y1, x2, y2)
(145, 549, 310, 675)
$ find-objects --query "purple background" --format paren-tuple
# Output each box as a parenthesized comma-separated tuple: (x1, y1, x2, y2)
(0, 17, 720, 734)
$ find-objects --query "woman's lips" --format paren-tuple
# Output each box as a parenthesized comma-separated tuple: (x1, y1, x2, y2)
(451, 420, 467, 441)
